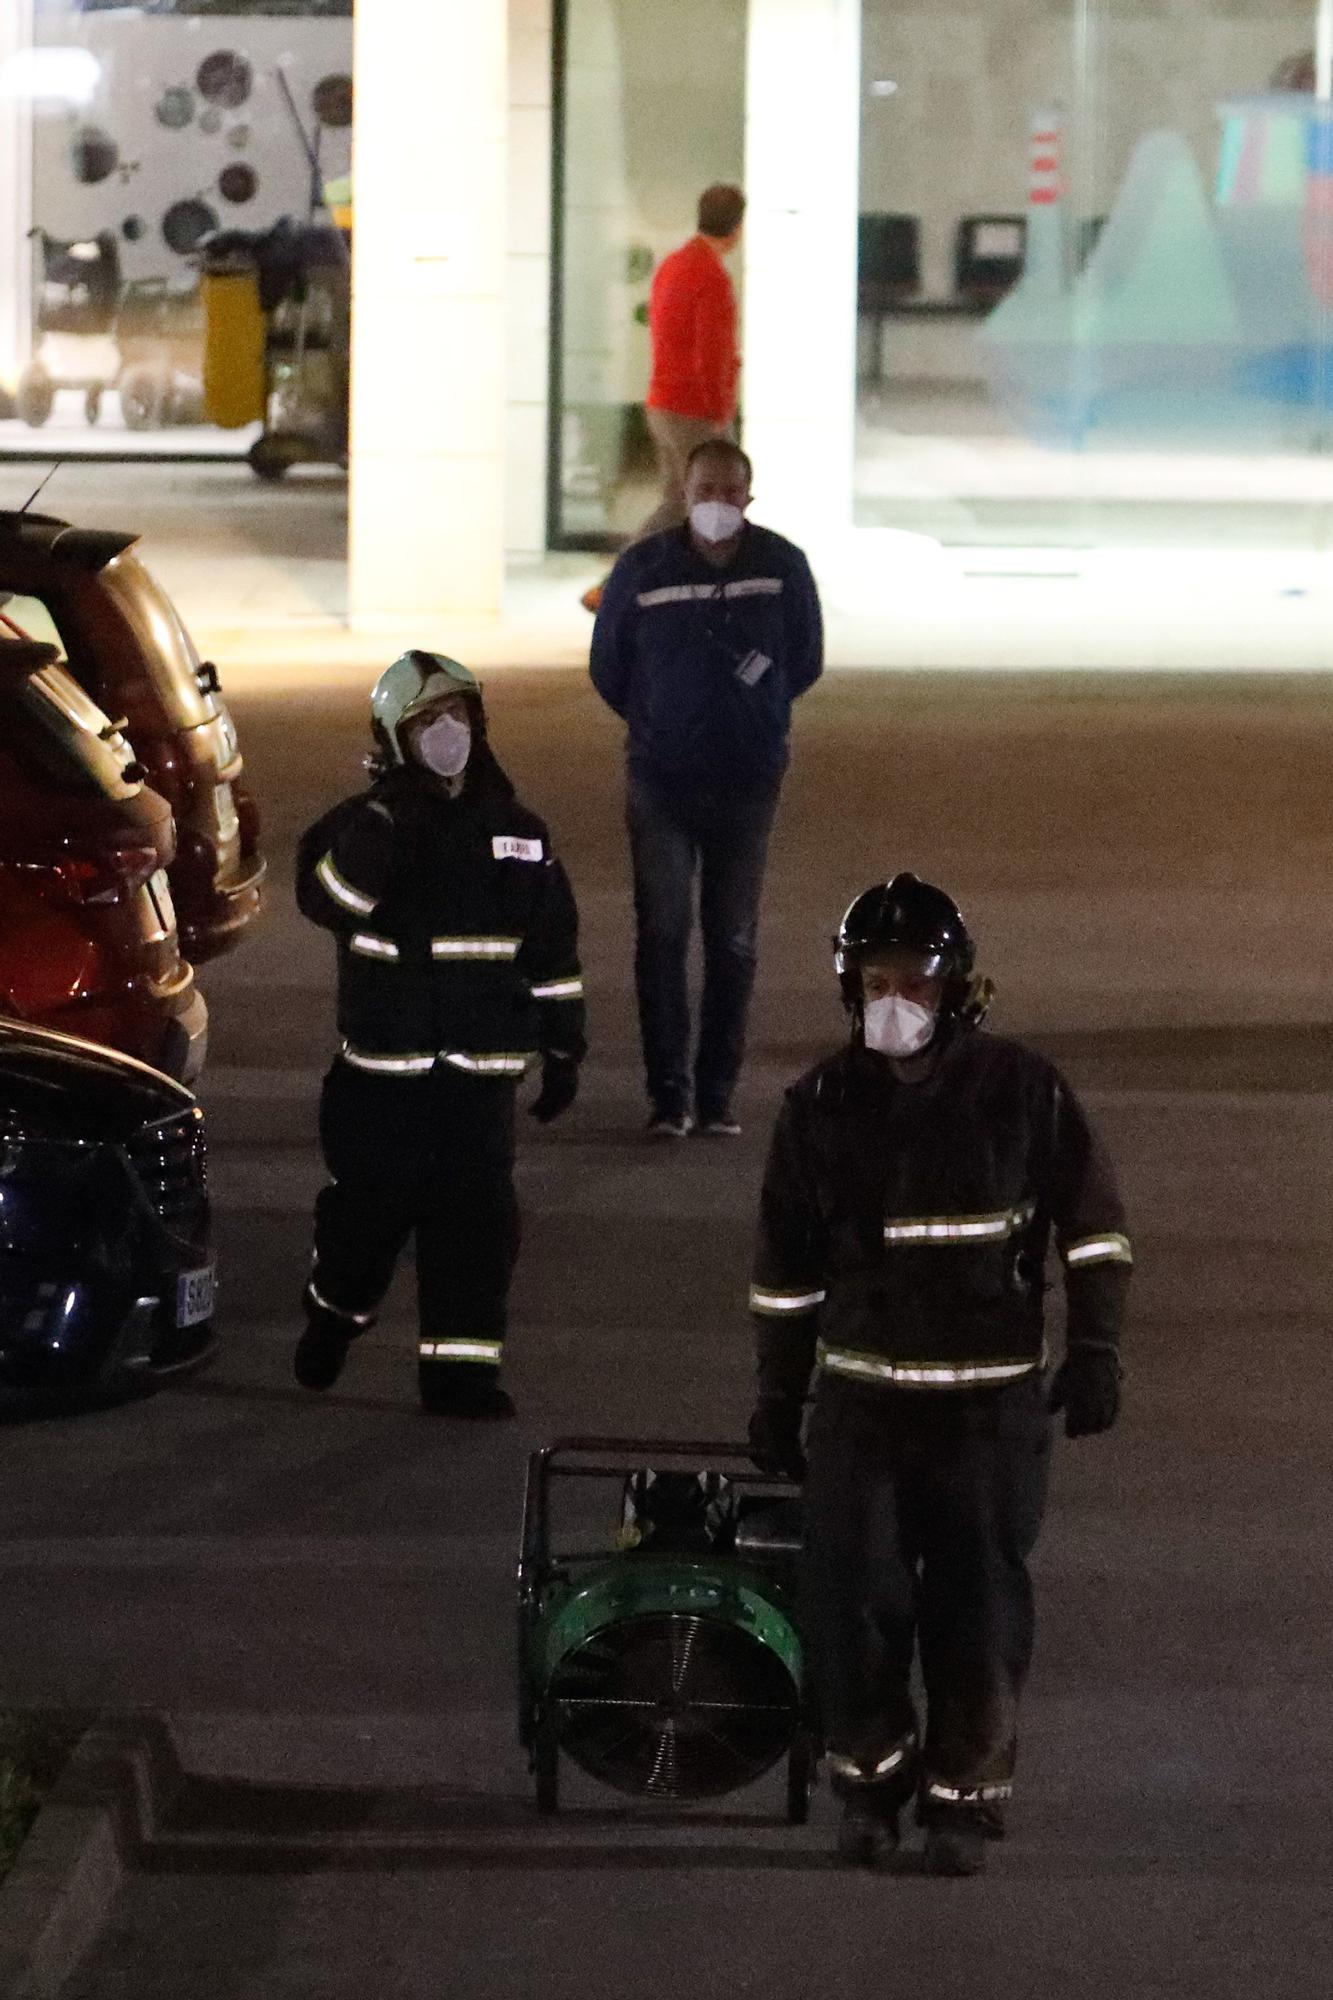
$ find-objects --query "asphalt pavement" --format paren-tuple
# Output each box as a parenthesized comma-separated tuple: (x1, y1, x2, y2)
(5, 668, 1333, 1997)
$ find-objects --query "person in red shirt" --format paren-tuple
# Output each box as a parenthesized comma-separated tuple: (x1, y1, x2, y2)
(642, 183, 744, 527)
(581, 184, 744, 613)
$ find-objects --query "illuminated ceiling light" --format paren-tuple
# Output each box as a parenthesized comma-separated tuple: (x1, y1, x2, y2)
(0, 47, 102, 108)
(869, 79, 899, 97)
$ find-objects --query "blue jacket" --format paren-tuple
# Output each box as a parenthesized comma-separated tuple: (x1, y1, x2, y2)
(589, 523, 824, 788)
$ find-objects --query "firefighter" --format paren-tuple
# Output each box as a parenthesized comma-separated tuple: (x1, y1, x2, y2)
(293, 651, 585, 1419)
(746, 874, 1130, 1875)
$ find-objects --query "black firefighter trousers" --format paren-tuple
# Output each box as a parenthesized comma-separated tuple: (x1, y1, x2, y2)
(803, 1371, 1051, 1834)
(309, 1059, 520, 1373)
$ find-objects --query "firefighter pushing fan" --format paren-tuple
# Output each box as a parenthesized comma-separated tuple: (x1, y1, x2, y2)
(517, 874, 1130, 1876)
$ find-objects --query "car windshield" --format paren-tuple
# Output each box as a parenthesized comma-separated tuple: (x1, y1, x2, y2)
(0, 663, 141, 800)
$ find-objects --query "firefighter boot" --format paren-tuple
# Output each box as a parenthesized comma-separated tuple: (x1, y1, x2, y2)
(294, 1293, 363, 1390)
(835, 1793, 899, 1868)
(418, 1359, 515, 1420)
(922, 1823, 988, 1877)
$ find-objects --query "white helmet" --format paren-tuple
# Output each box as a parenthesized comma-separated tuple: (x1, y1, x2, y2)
(369, 650, 481, 764)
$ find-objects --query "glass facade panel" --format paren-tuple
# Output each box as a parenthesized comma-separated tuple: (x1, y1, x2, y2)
(551, 0, 746, 549)
(1, 0, 351, 460)
(856, 0, 1333, 560)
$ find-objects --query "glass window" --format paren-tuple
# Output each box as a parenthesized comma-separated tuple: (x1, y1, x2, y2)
(69, 3, 351, 15)
(856, 0, 1333, 565)
(2, 0, 352, 461)
(551, 0, 747, 550)
(0, 593, 62, 651)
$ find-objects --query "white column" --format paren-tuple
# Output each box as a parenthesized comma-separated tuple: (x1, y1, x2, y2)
(349, 0, 508, 626)
(742, 0, 861, 556)
(505, 0, 554, 557)
(0, 0, 34, 401)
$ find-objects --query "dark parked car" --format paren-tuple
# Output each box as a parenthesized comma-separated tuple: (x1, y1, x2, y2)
(0, 509, 264, 963)
(0, 637, 208, 1082)
(0, 1020, 214, 1406)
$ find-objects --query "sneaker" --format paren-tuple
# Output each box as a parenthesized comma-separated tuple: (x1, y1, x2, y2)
(293, 1316, 354, 1391)
(696, 1108, 742, 1137)
(922, 1824, 987, 1877)
(646, 1109, 693, 1140)
(836, 1796, 899, 1868)
(418, 1359, 515, 1420)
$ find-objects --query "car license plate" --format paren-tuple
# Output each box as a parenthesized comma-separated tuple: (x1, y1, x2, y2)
(176, 1265, 215, 1328)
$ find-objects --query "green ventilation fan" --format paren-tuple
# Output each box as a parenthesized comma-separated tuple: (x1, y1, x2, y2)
(517, 1439, 816, 1818)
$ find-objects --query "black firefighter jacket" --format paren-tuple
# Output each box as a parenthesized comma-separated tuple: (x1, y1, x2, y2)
(296, 752, 585, 1082)
(750, 1029, 1131, 1398)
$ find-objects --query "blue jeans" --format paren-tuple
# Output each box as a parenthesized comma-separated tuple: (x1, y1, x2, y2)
(626, 767, 779, 1117)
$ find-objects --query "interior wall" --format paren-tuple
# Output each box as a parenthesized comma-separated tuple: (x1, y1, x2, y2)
(27, 7, 352, 282)
(860, 0, 1314, 300)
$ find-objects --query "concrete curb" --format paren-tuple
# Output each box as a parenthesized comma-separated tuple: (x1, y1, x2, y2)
(0, 1716, 182, 2000)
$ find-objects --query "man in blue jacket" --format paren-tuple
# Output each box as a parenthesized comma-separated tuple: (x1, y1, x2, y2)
(590, 440, 823, 1137)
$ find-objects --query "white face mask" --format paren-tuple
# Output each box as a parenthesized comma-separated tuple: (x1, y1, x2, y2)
(689, 500, 746, 544)
(413, 711, 471, 778)
(863, 993, 936, 1059)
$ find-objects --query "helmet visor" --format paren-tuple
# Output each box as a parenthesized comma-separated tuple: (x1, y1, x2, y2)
(855, 946, 946, 1000)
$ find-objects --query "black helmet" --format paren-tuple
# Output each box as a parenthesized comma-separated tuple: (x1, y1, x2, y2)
(834, 872, 988, 1026)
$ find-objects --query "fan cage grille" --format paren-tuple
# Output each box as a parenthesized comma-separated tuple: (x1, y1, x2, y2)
(547, 1609, 801, 1800)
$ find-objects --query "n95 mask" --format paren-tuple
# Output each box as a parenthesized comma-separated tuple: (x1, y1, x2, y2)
(689, 501, 745, 543)
(863, 994, 935, 1059)
(414, 712, 471, 778)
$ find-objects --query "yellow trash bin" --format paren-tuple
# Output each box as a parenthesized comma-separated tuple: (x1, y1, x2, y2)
(201, 266, 266, 429)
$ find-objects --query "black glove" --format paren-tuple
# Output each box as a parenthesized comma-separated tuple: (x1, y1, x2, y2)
(1048, 1345, 1122, 1438)
(530, 1054, 579, 1124)
(747, 1395, 807, 1480)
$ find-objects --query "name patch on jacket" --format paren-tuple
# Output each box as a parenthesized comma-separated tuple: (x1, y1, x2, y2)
(493, 835, 544, 862)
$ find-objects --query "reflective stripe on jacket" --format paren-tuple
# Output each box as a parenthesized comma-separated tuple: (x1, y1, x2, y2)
(296, 760, 585, 1074)
(590, 523, 824, 790)
(750, 1032, 1131, 1400)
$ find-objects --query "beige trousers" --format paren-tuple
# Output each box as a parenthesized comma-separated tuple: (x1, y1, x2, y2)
(633, 408, 732, 542)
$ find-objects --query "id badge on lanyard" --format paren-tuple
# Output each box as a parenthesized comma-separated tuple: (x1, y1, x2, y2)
(696, 584, 774, 688)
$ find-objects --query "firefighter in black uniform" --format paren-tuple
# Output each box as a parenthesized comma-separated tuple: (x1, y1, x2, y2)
(293, 651, 585, 1419)
(746, 873, 1130, 1875)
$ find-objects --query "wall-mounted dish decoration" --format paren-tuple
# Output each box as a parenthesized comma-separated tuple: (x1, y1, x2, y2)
(227, 123, 251, 152)
(199, 108, 223, 136)
(1271, 51, 1315, 92)
(122, 214, 147, 242)
(155, 86, 194, 132)
(218, 162, 257, 205)
(196, 50, 253, 110)
(71, 126, 119, 186)
(162, 195, 218, 255)
(312, 73, 352, 128)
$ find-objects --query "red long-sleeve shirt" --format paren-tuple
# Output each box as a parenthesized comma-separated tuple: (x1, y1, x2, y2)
(646, 235, 739, 424)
